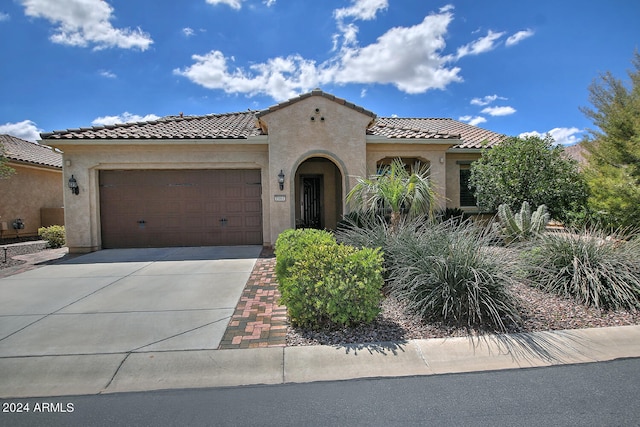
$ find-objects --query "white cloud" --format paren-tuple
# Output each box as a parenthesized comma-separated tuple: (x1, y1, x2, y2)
(206, 0, 244, 10)
(91, 112, 161, 126)
(330, 9, 462, 93)
(0, 12, 10, 22)
(175, 5, 512, 100)
(182, 27, 195, 37)
(481, 106, 516, 116)
(99, 70, 116, 78)
(334, 0, 388, 21)
(0, 120, 43, 142)
(263, 0, 276, 6)
(20, 0, 153, 50)
(506, 29, 534, 47)
(459, 115, 487, 126)
(332, 0, 387, 50)
(519, 127, 583, 146)
(174, 51, 322, 100)
(470, 94, 506, 106)
(360, 88, 367, 97)
(456, 30, 504, 59)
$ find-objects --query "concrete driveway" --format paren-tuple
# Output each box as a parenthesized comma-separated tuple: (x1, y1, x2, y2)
(0, 246, 261, 357)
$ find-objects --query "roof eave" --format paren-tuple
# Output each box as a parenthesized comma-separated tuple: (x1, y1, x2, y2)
(7, 158, 62, 171)
(447, 147, 484, 153)
(45, 136, 268, 148)
(366, 136, 461, 146)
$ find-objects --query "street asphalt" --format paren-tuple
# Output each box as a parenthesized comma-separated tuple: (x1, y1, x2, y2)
(1, 246, 639, 399)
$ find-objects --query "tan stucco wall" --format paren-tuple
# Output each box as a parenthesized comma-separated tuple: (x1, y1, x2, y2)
(54, 143, 268, 253)
(47, 96, 485, 253)
(261, 96, 371, 240)
(445, 152, 482, 211)
(0, 162, 63, 239)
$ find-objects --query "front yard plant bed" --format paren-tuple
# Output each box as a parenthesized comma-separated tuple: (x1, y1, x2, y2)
(280, 220, 640, 346)
(287, 225, 640, 346)
(286, 282, 640, 346)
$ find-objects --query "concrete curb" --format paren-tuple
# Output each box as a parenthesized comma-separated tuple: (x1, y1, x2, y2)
(2, 324, 639, 398)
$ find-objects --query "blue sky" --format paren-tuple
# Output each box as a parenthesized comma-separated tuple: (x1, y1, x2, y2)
(1, 0, 638, 145)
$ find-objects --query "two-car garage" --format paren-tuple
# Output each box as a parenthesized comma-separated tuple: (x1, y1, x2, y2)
(99, 169, 263, 248)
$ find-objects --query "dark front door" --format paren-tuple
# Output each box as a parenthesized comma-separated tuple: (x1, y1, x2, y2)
(300, 175, 322, 229)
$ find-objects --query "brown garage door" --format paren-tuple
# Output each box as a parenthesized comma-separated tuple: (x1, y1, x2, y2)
(99, 169, 262, 248)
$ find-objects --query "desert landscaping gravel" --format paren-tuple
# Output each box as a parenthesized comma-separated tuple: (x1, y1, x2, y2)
(287, 282, 640, 346)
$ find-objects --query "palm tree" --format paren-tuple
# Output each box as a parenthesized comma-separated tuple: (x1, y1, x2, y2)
(346, 158, 437, 231)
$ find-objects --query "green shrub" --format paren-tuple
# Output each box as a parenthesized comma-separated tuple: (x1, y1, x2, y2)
(278, 241, 384, 329)
(385, 219, 521, 332)
(38, 225, 65, 248)
(274, 228, 336, 284)
(497, 201, 549, 244)
(522, 228, 640, 310)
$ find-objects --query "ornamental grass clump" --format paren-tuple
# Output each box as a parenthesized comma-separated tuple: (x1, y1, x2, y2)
(336, 213, 389, 251)
(336, 214, 392, 277)
(385, 219, 521, 332)
(523, 228, 640, 311)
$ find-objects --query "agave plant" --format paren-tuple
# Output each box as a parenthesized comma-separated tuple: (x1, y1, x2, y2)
(498, 201, 550, 243)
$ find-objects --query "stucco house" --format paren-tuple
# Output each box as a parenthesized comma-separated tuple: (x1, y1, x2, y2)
(41, 89, 504, 253)
(0, 134, 63, 240)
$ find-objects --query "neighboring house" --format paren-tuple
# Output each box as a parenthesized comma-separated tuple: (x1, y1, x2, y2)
(41, 89, 504, 253)
(0, 134, 63, 240)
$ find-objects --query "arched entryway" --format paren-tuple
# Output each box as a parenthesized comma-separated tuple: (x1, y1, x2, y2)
(294, 157, 343, 230)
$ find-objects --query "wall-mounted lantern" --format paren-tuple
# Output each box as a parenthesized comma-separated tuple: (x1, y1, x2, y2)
(278, 170, 285, 191)
(68, 175, 79, 195)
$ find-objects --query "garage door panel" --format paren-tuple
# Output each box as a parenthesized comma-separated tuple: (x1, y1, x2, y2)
(184, 201, 204, 213)
(225, 201, 243, 213)
(245, 215, 262, 228)
(245, 201, 261, 213)
(205, 202, 222, 214)
(100, 169, 262, 248)
(244, 186, 261, 198)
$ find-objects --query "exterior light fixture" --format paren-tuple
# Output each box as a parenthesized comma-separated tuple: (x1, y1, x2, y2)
(278, 170, 285, 191)
(68, 175, 79, 195)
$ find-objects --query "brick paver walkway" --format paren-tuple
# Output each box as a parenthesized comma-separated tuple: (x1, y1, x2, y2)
(218, 248, 289, 349)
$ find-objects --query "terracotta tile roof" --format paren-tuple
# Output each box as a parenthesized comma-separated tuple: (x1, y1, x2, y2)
(369, 117, 506, 148)
(256, 88, 377, 119)
(0, 134, 62, 169)
(41, 112, 263, 140)
(39, 90, 504, 149)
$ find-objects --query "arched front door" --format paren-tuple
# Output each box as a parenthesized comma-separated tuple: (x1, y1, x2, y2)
(295, 157, 343, 230)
